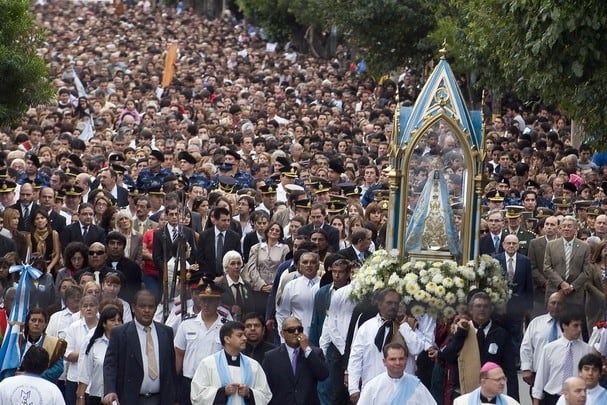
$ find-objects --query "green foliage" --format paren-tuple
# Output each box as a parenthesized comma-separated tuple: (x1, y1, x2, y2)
(236, 0, 303, 42)
(446, 0, 607, 142)
(320, 0, 439, 75)
(0, 0, 53, 126)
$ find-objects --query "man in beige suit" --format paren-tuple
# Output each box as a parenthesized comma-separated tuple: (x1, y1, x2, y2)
(543, 216, 591, 311)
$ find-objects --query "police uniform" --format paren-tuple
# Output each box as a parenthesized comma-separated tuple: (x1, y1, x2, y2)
(503, 206, 536, 256)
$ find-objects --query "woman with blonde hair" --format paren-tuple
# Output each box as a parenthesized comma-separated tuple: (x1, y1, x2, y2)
(3, 208, 30, 262)
(114, 210, 143, 264)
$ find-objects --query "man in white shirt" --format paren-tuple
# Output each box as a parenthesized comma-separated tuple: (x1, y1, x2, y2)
(358, 342, 436, 404)
(347, 288, 432, 403)
(556, 353, 607, 404)
(532, 311, 594, 405)
(520, 292, 563, 389)
(276, 251, 320, 336)
(0, 346, 65, 405)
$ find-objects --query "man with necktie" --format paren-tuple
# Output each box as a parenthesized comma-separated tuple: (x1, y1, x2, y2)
(103, 290, 177, 405)
(479, 210, 506, 256)
(520, 292, 564, 391)
(543, 216, 592, 337)
(531, 311, 593, 405)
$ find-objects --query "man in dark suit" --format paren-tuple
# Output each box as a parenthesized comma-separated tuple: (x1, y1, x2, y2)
(242, 210, 270, 262)
(297, 204, 340, 252)
(38, 187, 66, 234)
(103, 290, 177, 405)
(496, 234, 533, 354)
(9, 182, 39, 231)
(479, 210, 506, 256)
(96, 167, 129, 207)
(60, 203, 106, 248)
(196, 207, 241, 278)
(106, 231, 143, 304)
(152, 204, 198, 281)
(0, 233, 15, 257)
(338, 229, 372, 263)
(262, 316, 329, 405)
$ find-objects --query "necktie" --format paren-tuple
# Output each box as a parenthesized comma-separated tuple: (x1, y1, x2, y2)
(23, 206, 29, 222)
(138, 221, 144, 234)
(144, 326, 158, 380)
(234, 283, 243, 306)
(374, 320, 393, 352)
(82, 225, 89, 240)
(291, 348, 299, 374)
(476, 323, 487, 350)
(494, 235, 500, 253)
(358, 252, 365, 261)
(565, 241, 572, 279)
(172, 227, 178, 242)
(562, 341, 574, 385)
(548, 318, 559, 342)
(507, 257, 515, 283)
(216, 233, 224, 274)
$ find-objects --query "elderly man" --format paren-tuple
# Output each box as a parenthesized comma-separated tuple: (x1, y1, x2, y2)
(453, 362, 520, 405)
(543, 216, 592, 328)
(358, 342, 436, 404)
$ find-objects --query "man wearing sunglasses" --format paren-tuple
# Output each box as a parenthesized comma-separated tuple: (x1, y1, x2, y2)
(262, 316, 329, 405)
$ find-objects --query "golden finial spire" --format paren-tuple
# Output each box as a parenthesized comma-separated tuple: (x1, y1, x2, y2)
(439, 39, 448, 60)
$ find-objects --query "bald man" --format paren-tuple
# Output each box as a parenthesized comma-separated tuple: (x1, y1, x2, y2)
(561, 377, 586, 405)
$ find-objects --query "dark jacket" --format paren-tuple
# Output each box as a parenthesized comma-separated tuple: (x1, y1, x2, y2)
(262, 344, 329, 405)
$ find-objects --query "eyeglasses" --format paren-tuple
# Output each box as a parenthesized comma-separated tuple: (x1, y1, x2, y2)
(89, 251, 105, 256)
(483, 376, 507, 383)
(283, 326, 304, 334)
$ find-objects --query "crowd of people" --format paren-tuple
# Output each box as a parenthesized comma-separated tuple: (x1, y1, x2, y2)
(0, 0, 606, 404)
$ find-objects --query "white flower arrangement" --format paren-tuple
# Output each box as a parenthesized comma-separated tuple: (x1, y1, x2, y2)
(350, 249, 511, 319)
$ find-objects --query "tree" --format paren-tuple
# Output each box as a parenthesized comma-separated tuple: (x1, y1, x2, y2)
(319, 0, 438, 75)
(447, 0, 607, 143)
(236, 0, 441, 75)
(0, 0, 53, 127)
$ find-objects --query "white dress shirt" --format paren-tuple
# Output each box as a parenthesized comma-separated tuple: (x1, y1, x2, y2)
(520, 313, 561, 372)
(532, 337, 593, 398)
(78, 335, 109, 397)
(134, 320, 161, 394)
(347, 314, 392, 394)
(277, 275, 320, 336)
(319, 284, 356, 355)
(65, 318, 96, 382)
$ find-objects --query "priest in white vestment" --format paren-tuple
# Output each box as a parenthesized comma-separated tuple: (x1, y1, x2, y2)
(358, 342, 436, 404)
(190, 321, 272, 405)
(454, 362, 519, 405)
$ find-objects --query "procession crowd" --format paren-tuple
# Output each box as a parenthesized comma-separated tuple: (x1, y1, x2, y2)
(0, 1, 606, 405)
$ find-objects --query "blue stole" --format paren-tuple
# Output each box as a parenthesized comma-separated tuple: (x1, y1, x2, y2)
(467, 387, 507, 405)
(214, 350, 253, 405)
(389, 373, 421, 403)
